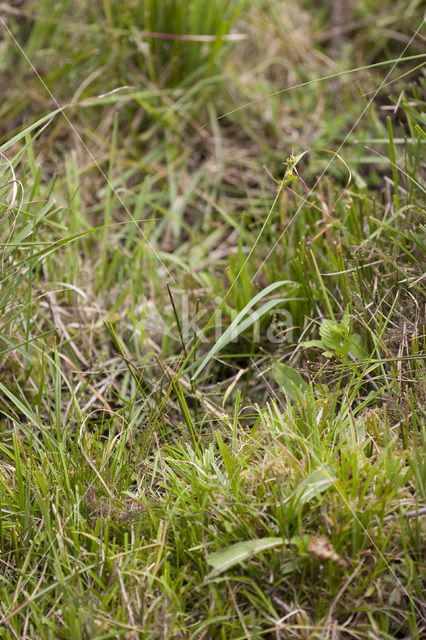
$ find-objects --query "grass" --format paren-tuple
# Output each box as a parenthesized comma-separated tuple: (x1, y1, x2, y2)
(0, 0, 425, 638)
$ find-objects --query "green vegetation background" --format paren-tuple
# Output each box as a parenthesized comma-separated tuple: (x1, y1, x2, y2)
(0, 1, 425, 638)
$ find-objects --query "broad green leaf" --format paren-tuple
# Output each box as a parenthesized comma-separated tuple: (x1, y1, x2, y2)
(294, 468, 334, 506)
(207, 537, 285, 576)
(191, 281, 300, 380)
(348, 333, 369, 360)
(274, 363, 309, 401)
(319, 320, 345, 351)
(300, 339, 324, 349)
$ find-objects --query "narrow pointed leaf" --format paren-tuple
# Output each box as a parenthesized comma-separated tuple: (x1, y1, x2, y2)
(207, 537, 285, 576)
(192, 281, 299, 379)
